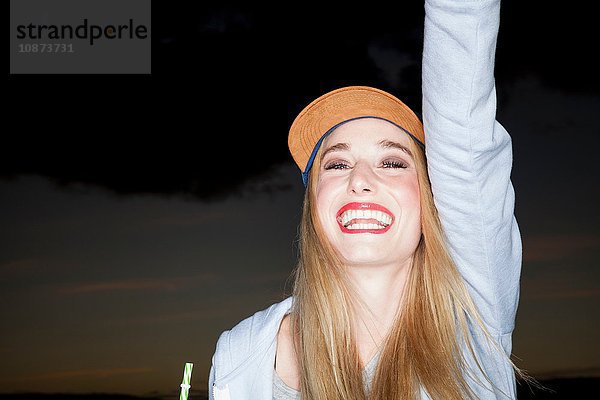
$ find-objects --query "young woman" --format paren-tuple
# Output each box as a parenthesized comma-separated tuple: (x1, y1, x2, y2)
(209, 0, 528, 398)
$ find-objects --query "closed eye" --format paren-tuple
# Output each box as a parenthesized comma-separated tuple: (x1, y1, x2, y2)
(324, 161, 351, 170)
(382, 160, 408, 169)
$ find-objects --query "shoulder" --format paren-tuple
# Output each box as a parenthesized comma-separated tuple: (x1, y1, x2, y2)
(212, 296, 293, 379)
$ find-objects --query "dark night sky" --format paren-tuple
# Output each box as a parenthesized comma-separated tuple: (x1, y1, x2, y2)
(3, 1, 599, 396)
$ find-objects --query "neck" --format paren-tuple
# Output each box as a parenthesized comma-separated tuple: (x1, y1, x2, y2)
(345, 257, 412, 348)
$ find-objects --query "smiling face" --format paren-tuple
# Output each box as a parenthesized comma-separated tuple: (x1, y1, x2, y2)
(315, 118, 422, 268)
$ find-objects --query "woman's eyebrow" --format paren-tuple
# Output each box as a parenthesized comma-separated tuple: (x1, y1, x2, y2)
(378, 139, 413, 159)
(320, 142, 350, 160)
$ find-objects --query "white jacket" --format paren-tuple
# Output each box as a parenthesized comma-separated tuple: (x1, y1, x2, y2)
(209, 0, 521, 398)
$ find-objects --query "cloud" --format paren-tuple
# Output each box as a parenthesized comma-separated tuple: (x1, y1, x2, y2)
(520, 233, 599, 301)
(0, 257, 39, 270)
(116, 310, 209, 325)
(0, 257, 43, 277)
(368, 40, 417, 89)
(523, 234, 600, 263)
(198, 5, 255, 33)
(59, 280, 180, 294)
(145, 210, 228, 227)
(524, 288, 600, 301)
(533, 366, 600, 379)
(57, 274, 218, 295)
(1, 367, 153, 383)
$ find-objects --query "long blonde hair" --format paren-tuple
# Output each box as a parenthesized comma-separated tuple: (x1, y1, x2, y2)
(288, 130, 531, 399)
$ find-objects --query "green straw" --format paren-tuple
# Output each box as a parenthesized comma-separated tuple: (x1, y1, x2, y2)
(179, 362, 193, 400)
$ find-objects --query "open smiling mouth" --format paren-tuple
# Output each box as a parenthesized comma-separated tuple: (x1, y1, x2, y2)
(336, 202, 395, 234)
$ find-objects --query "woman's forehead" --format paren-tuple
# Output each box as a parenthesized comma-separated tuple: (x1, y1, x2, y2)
(323, 117, 412, 147)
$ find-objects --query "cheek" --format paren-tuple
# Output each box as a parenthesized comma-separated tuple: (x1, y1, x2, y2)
(315, 180, 334, 227)
(315, 178, 348, 241)
(407, 178, 422, 232)
(391, 178, 422, 236)
(315, 176, 338, 211)
(390, 174, 420, 206)
(411, 179, 421, 207)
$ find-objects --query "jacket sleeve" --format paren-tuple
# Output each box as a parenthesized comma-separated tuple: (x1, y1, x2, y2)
(422, 0, 522, 335)
(208, 354, 216, 400)
(208, 330, 231, 400)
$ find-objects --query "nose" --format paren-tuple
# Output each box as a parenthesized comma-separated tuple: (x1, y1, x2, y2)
(348, 162, 376, 195)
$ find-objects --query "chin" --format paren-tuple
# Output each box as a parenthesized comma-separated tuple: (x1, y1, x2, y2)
(338, 249, 387, 266)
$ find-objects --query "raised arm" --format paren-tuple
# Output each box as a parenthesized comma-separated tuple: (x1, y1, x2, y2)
(422, 0, 522, 336)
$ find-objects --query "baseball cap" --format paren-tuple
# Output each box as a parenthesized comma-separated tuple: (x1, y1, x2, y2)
(288, 86, 425, 186)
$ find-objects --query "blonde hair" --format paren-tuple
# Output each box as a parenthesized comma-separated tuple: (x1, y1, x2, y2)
(287, 128, 533, 399)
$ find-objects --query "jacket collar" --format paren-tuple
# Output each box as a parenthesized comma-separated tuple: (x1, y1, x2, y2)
(213, 296, 294, 399)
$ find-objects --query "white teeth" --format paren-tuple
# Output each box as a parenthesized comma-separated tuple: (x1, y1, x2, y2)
(340, 206, 392, 229)
(342, 213, 351, 225)
(340, 208, 393, 228)
(346, 223, 387, 230)
(341, 210, 392, 229)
